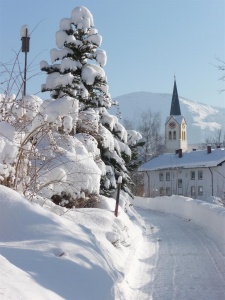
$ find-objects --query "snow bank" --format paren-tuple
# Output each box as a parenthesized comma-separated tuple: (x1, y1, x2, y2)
(0, 186, 143, 299)
(133, 195, 225, 245)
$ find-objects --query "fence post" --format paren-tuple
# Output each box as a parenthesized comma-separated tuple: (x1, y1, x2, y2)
(115, 176, 122, 217)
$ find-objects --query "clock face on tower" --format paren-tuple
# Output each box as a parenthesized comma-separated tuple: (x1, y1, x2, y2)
(182, 123, 185, 129)
(169, 121, 176, 129)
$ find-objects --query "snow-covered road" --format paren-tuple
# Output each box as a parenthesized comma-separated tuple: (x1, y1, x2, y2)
(123, 208, 225, 300)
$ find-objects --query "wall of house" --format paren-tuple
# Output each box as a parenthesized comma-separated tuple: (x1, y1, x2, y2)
(143, 164, 225, 201)
(212, 164, 225, 199)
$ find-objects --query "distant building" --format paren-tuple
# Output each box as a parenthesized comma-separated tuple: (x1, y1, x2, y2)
(165, 77, 188, 153)
(139, 78, 225, 201)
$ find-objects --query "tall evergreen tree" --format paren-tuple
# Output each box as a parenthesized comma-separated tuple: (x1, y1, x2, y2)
(40, 6, 135, 198)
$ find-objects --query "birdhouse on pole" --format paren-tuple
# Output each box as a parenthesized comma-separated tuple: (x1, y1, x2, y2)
(21, 25, 30, 52)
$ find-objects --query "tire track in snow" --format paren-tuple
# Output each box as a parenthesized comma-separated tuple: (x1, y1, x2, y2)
(191, 226, 225, 286)
(123, 208, 225, 300)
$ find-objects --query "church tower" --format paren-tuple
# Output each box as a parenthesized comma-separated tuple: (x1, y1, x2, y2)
(165, 77, 188, 153)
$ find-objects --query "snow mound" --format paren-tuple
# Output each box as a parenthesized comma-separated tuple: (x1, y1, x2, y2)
(0, 186, 143, 299)
(133, 195, 225, 247)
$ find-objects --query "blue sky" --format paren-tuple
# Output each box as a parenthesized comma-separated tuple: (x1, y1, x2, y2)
(0, 0, 225, 107)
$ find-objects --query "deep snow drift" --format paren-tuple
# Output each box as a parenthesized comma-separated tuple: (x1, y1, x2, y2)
(1, 187, 225, 299)
(0, 186, 143, 300)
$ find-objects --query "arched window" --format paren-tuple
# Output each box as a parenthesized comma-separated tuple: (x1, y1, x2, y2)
(183, 131, 186, 140)
(169, 131, 172, 140)
(173, 131, 176, 139)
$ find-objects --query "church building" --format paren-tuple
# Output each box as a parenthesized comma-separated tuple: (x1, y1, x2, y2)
(165, 77, 188, 153)
(139, 78, 225, 202)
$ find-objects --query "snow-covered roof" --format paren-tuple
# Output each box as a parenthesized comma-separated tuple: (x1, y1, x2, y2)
(165, 115, 186, 125)
(139, 148, 225, 171)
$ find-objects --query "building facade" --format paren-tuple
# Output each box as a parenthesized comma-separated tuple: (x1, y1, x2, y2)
(140, 147, 225, 200)
(139, 78, 225, 201)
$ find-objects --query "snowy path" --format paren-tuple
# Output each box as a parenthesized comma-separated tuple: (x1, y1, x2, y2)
(123, 208, 225, 300)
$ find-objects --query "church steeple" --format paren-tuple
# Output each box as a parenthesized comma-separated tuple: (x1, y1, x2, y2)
(170, 76, 181, 116)
(165, 76, 188, 153)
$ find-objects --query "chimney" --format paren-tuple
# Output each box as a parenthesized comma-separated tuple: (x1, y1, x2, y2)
(207, 145, 211, 154)
(178, 148, 182, 158)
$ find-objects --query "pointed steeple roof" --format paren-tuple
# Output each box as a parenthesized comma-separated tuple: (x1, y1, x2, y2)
(170, 76, 181, 116)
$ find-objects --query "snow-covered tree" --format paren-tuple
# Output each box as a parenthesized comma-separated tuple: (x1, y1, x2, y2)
(200, 129, 225, 150)
(40, 6, 137, 198)
(41, 6, 110, 108)
(125, 130, 145, 196)
(0, 115, 17, 187)
(0, 92, 102, 207)
(122, 111, 165, 196)
(137, 110, 164, 162)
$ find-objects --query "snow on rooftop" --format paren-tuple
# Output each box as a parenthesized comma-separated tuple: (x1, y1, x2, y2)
(139, 148, 225, 171)
(165, 115, 185, 125)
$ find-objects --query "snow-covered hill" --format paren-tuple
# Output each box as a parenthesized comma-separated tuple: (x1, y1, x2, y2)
(111, 92, 225, 144)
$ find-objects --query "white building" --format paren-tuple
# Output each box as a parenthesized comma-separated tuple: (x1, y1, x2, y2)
(165, 115, 187, 153)
(165, 76, 188, 153)
(139, 78, 225, 201)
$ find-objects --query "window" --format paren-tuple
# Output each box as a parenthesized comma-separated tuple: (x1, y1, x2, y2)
(191, 186, 196, 197)
(159, 172, 163, 181)
(198, 186, 203, 196)
(169, 131, 172, 140)
(182, 131, 186, 141)
(173, 131, 176, 140)
(178, 179, 183, 194)
(166, 187, 171, 196)
(190, 171, 195, 180)
(198, 170, 203, 180)
(178, 179, 182, 188)
(159, 187, 164, 196)
(166, 172, 170, 181)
